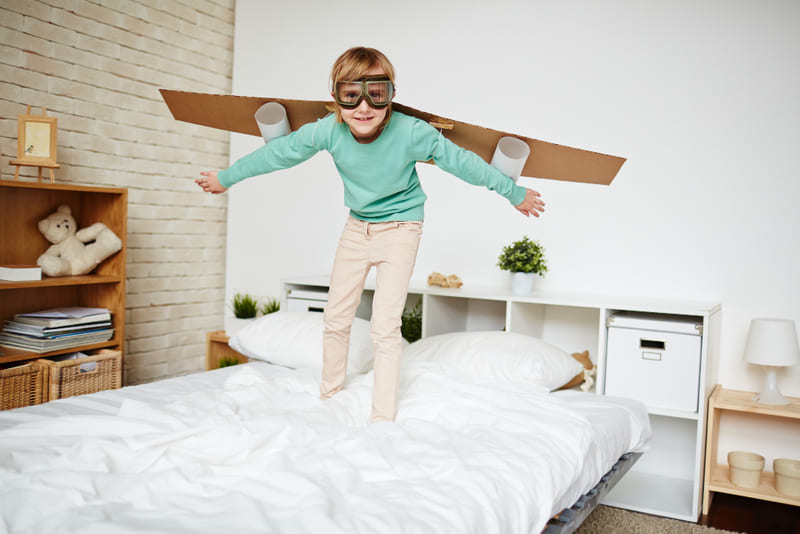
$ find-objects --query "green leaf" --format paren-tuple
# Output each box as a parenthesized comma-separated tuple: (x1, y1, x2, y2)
(497, 235, 548, 275)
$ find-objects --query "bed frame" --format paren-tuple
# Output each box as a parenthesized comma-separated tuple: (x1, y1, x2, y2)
(543, 452, 641, 534)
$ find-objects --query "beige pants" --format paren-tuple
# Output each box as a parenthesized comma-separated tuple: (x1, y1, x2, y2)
(321, 216, 423, 422)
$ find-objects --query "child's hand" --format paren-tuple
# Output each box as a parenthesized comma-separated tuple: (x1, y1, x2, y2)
(196, 170, 227, 194)
(515, 188, 545, 218)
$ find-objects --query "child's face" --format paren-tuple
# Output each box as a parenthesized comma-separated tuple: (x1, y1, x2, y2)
(336, 67, 391, 144)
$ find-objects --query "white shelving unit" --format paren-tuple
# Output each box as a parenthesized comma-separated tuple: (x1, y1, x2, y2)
(281, 275, 721, 521)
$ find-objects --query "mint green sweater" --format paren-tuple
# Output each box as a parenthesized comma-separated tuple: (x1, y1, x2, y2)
(218, 111, 526, 222)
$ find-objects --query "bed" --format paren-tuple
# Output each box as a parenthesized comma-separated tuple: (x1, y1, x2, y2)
(0, 312, 651, 534)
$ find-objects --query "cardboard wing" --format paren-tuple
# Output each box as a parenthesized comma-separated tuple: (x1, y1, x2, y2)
(160, 89, 625, 185)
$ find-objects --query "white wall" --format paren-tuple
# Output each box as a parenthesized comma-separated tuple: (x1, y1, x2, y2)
(225, 0, 800, 396)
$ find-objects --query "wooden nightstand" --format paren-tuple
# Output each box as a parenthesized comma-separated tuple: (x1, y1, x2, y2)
(702, 384, 800, 515)
(206, 331, 248, 370)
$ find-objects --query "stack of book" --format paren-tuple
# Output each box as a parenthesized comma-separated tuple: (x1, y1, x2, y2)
(0, 307, 114, 353)
(0, 264, 42, 282)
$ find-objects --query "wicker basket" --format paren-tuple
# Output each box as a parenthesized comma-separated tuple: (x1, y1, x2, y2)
(42, 350, 122, 400)
(0, 361, 48, 410)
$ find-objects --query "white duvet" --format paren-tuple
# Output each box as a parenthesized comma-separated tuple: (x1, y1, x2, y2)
(0, 363, 649, 534)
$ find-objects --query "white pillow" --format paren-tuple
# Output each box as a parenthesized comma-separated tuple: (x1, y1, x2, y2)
(229, 311, 374, 374)
(402, 331, 584, 390)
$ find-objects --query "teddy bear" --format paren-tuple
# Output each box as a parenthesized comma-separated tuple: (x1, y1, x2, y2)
(560, 350, 597, 391)
(37, 204, 122, 277)
(427, 272, 463, 288)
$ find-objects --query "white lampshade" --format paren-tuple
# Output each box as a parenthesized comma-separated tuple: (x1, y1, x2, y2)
(743, 318, 800, 405)
(743, 318, 800, 366)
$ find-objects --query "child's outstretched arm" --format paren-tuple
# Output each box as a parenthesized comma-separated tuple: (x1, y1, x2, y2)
(416, 120, 546, 218)
(196, 170, 227, 194)
(514, 188, 545, 218)
(195, 120, 324, 194)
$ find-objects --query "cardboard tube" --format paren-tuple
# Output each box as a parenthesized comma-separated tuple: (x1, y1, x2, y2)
(491, 136, 531, 181)
(255, 102, 290, 143)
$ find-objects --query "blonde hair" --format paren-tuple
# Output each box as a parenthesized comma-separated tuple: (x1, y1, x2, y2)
(330, 47, 396, 124)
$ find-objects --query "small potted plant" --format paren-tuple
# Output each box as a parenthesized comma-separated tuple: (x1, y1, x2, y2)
(260, 297, 280, 316)
(497, 235, 548, 295)
(401, 300, 422, 343)
(226, 292, 259, 336)
(232, 292, 259, 319)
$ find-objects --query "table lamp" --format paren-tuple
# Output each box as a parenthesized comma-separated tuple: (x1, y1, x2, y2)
(743, 318, 800, 405)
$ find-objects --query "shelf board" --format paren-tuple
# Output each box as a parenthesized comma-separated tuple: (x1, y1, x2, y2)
(0, 179, 126, 195)
(648, 406, 701, 420)
(709, 463, 800, 507)
(712, 388, 800, 420)
(0, 338, 121, 365)
(282, 275, 720, 316)
(602, 470, 697, 521)
(208, 330, 230, 343)
(0, 274, 120, 290)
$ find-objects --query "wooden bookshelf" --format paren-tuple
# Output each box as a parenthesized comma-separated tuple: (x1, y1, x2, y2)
(0, 180, 127, 368)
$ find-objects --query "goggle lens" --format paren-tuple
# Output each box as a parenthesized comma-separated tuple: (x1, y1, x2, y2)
(335, 77, 394, 109)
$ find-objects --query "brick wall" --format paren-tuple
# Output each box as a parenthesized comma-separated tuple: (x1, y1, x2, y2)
(0, 0, 235, 384)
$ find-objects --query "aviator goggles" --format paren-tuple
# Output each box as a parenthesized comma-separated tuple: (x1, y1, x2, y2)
(334, 75, 394, 109)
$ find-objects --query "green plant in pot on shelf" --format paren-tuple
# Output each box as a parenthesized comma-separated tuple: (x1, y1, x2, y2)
(231, 292, 259, 319)
(401, 300, 422, 343)
(260, 297, 280, 316)
(227, 292, 259, 337)
(227, 293, 281, 336)
(497, 235, 548, 295)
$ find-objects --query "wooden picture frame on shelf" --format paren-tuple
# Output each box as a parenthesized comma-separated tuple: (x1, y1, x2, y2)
(10, 106, 60, 183)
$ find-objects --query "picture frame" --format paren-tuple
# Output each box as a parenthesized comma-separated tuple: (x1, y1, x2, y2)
(10, 106, 60, 182)
(15, 108, 58, 166)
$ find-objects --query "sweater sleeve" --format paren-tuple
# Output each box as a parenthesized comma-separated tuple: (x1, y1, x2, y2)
(414, 121, 527, 206)
(217, 119, 326, 188)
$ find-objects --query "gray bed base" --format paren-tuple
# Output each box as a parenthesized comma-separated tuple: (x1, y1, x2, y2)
(542, 451, 641, 534)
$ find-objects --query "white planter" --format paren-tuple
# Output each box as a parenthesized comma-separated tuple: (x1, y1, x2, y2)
(225, 316, 256, 337)
(510, 272, 538, 296)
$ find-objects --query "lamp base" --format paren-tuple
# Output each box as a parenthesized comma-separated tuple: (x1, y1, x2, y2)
(755, 366, 791, 405)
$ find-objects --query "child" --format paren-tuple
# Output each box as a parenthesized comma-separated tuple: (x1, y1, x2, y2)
(197, 47, 545, 423)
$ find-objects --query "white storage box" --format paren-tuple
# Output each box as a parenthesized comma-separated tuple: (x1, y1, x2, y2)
(286, 288, 328, 313)
(604, 313, 702, 412)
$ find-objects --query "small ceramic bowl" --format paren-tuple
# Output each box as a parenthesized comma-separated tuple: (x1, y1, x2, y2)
(774, 458, 800, 497)
(728, 451, 764, 488)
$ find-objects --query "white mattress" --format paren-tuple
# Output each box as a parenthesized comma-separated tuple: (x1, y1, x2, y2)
(0, 362, 650, 534)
